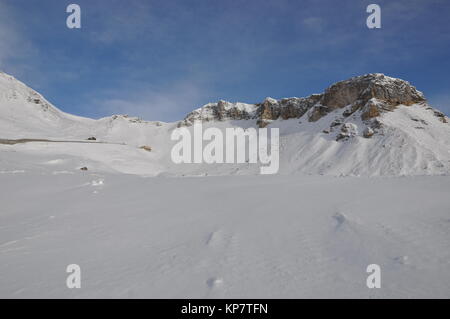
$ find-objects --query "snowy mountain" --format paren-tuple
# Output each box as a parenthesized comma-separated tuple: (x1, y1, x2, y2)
(2, 71, 450, 299)
(1, 71, 449, 176)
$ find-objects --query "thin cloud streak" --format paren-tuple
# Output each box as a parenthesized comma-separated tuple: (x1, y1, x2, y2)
(89, 79, 214, 122)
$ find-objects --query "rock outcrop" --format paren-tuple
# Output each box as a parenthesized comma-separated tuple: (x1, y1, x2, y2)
(179, 101, 257, 127)
(179, 74, 433, 129)
(310, 73, 426, 122)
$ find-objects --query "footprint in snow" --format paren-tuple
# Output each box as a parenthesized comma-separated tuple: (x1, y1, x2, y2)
(333, 212, 347, 228)
(206, 277, 223, 289)
(91, 179, 104, 187)
(205, 230, 224, 248)
(393, 255, 409, 265)
(88, 179, 105, 194)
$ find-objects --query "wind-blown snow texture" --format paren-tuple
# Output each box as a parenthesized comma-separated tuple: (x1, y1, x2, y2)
(0, 71, 449, 298)
(1, 173, 450, 298)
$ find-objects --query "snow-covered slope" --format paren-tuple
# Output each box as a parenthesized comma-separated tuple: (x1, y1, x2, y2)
(0, 71, 94, 139)
(0, 71, 449, 176)
(1, 72, 450, 299)
(1, 173, 450, 298)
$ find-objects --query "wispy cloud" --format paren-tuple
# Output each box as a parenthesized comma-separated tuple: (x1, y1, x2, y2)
(1, 0, 449, 122)
(0, 2, 38, 76)
(302, 17, 326, 32)
(89, 78, 213, 122)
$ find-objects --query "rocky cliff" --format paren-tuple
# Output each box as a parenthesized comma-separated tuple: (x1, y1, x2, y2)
(179, 74, 441, 133)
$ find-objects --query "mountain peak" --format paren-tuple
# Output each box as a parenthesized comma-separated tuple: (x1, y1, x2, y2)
(0, 71, 65, 119)
(321, 73, 426, 108)
(0, 71, 449, 177)
(309, 73, 426, 122)
(180, 74, 429, 128)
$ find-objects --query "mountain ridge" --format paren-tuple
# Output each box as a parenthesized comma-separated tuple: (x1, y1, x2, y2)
(0, 71, 449, 177)
(180, 73, 434, 128)
(0, 71, 447, 127)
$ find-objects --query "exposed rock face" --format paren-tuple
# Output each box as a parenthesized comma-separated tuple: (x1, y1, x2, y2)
(308, 105, 329, 122)
(179, 73, 440, 129)
(256, 96, 320, 128)
(310, 73, 426, 122)
(139, 145, 152, 152)
(258, 96, 321, 120)
(433, 110, 448, 123)
(320, 73, 425, 109)
(336, 123, 358, 141)
(181, 95, 321, 128)
(361, 100, 381, 121)
(109, 114, 145, 123)
(363, 127, 374, 138)
(181, 101, 257, 126)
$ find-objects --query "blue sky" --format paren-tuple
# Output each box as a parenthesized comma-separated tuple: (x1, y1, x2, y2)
(1, 0, 449, 121)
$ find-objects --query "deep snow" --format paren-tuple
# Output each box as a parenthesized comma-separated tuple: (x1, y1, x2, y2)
(0, 172, 449, 298)
(1, 71, 450, 298)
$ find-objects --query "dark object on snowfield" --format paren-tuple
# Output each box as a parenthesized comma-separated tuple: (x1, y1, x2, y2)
(434, 111, 448, 123)
(87, 137, 96, 141)
(80, 167, 88, 171)
(139, 145, 152, 152)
